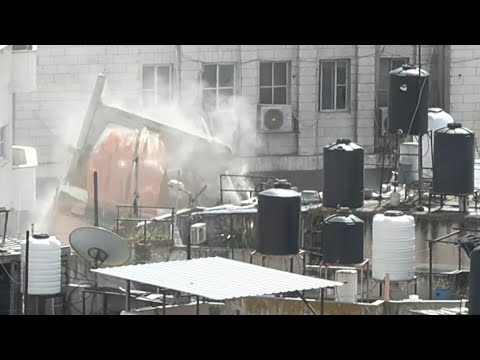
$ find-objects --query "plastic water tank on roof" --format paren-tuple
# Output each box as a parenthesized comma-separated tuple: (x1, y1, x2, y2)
(388, 65, 430, 135)
(335, 269, 358, 304)
(433, 123, 475, 195)
(256, 187, 301, 256)
(323, 138, 364, 209)
(420, 108, 455, 178)
(372, 211, 415, 282)
(322, 208, 364, 264)
(20, 234, 62, 295)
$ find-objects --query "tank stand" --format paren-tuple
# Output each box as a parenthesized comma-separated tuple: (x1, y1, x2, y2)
(376, 276, 418, 300)
(428, 192, 477, 213)
(306, 259, 370, 303)
(249, 250, 306, 273)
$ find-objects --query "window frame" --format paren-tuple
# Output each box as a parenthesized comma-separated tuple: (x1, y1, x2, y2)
(141, 64, 173, 106)
(319, 59, 351, 112)
(259, 61, 291, 105)
(201, 63, 236, 112)
(377, 57, 409, 108)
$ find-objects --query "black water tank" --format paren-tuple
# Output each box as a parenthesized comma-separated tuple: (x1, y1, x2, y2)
(433, 123, 475, 195)
(322, 209, 364, 264)
(256, 188, 301, 255)
(389, 65, 430, 135)
(469, 246, 480, 315)
(323, 138, 364, 209)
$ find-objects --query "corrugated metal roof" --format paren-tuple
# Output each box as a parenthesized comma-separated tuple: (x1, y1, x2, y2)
(410, 307, 468, 315)
(92, 256, 342, 301)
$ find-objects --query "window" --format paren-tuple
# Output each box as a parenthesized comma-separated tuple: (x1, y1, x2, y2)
(0, 126, 5, 159)
(12, 45, 33, 51)
(202, 64, 235, 112)
(142, 65, 172, 107)
(319, 60, 350, 111)
(378, 57, 409, 107)
(259, 62, 290, 105)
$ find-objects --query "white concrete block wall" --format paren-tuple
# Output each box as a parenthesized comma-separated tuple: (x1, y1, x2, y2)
(449, 45, 480, 133)
(15, 45, 446, 178)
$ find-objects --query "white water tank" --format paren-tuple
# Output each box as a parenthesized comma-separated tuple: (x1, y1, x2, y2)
(20, 234, 62, 295)
(11, 146, 37, 211)
(372, 211, 415, 282)
(420, 108, 454, 178)
(335, 269, 358, 303)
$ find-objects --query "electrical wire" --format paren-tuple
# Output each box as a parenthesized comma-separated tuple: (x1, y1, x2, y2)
(0, 260, 20, 285)
(181, 46, 386, 66)
(405, 45, 436, 138)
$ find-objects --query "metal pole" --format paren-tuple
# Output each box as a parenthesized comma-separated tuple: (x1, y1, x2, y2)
(2, 210, 8, 243)
(82, 290, 86, 315)
(93, 171, 99, 227)
(187, 214, 192, 260)
(417, 45, 423, 206)
(290, 257, 294, 273)
(458, 247, 462, 271)
(320, 288, 325, 315)
(219, 175, 223, 204)
(125, 280, 131, 311)
(196, 295, 200, 315)
(24, 230, 30, 315)
(171, 209, 175, 244)
(143, 220, 147, 244)
(296, 290, 318, 315)
(163, 291, 166, 315)
(418, 133, 423, 205)
(429, 240, 433, 300)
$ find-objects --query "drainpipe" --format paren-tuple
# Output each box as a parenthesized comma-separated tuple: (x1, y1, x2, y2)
(296, 45, 300, 155)
(353, 45, 359, 143)
(175, 45, 182, 104)
(443, 45, 451, 113)
(12, 93, 15, 145)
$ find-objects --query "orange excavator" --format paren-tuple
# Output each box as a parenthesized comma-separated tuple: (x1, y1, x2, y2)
(49, 73, 232, 243)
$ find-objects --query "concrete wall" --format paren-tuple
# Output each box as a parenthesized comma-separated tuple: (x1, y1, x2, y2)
(219, 296, 467, 315)
(15, 45, 440, 181)
(0, 46, 13, 209)
(449, 45, 480, 133)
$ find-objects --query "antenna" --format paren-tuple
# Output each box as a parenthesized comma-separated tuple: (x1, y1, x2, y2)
(69, 227, 131, 268)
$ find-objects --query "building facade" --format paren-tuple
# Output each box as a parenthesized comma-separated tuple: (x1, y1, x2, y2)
(0, 45, 37, 210)
(15, 45, 463, 188)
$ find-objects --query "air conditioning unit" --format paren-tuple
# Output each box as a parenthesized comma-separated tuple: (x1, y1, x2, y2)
(258, 105, 293, 133)
(378, 107, 389, 135)
(190, 223, 207, 245)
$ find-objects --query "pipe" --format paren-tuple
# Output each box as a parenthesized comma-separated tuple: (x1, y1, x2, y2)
(296, 290, 318, 315)
(176, 45, 182, 103)
(353, 45, 359, 143)
(418, 45, 423, 205)
(93, 171, 99, 227)
(125, 280, 131, 311)
(24, 230, 30, 315)
(296, 45, 301, 154)
(187, 214, 192, 260)
(320, 288, 325, 315)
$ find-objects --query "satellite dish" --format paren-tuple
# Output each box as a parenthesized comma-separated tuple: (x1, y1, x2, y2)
(69, 227, 131, 268)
